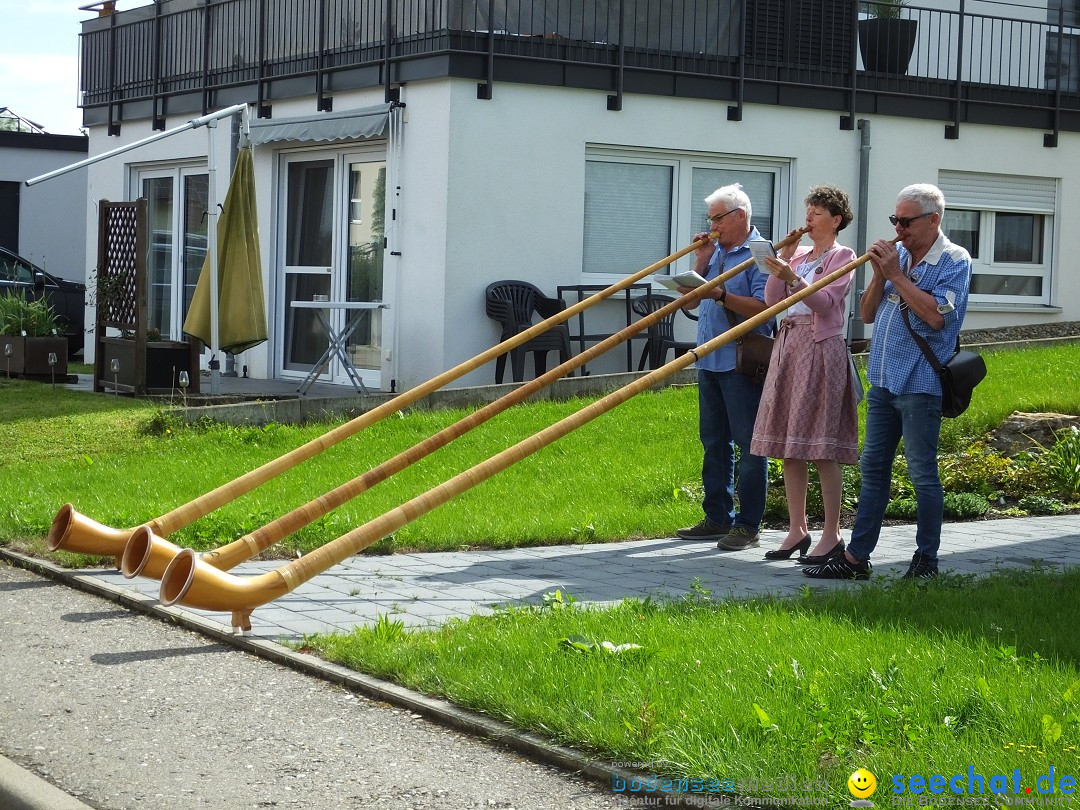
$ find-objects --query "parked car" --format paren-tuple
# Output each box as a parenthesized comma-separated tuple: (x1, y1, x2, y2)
(0, 246, 86, 356)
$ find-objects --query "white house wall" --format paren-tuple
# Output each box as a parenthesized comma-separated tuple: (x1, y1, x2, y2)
(1, 144, 88, 282)
(82, 76, 1078, 388)
(425, 79, 1075, 387)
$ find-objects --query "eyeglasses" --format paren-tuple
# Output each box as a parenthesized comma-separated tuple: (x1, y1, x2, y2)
(706, 208, 739, 227)
(889, 212, 932, 228)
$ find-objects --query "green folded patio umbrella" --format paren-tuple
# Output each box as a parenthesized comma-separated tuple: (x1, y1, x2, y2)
(183, 145, 267, 355)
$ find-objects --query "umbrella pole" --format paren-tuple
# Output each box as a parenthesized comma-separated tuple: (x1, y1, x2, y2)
(207, 119, 222, 394)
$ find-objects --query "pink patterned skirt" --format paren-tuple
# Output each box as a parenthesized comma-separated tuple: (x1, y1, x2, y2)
(750, 315, 859, 463)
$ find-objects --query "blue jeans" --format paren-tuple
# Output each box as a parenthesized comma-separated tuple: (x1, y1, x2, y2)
(848, 386, 944, 563)
(697, 368, 768, 532)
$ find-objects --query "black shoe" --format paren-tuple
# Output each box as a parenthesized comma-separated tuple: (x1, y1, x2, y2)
(717, 526, 760, 551)
(797, 542, 845, 566)
(764, 535, 811, 561)
(803, 555, 872, 580)
(902, 554, 939, 580)
(676, 518, 731, 541)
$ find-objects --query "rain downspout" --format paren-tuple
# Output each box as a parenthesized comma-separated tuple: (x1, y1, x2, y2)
(849, 118, 871, 344)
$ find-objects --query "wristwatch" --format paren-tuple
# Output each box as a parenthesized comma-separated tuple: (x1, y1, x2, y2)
(718, 288, 728, 304)
(786, 277, 800, 289)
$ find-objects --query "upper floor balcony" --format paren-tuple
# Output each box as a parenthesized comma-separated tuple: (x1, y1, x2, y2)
(79, 0, 1080, 144)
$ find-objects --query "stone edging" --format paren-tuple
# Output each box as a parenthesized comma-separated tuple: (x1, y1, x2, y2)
(0, 547, 715, 808)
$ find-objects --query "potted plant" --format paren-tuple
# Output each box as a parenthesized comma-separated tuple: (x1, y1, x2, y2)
(0, 291, 69, 378)
(859, 0, 918, 75)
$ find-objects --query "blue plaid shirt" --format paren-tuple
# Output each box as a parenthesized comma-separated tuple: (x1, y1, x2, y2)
(866, 232, 972, 396)
(696, 226, 772, 373)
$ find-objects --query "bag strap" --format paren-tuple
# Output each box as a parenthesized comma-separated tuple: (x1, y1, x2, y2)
(900, 303, 958, 374)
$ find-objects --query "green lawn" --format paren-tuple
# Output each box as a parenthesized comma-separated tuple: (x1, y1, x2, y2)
(306, 569, 1080, 803)
(2, 343, 1078, 564)
(3, 343, 1080, 805)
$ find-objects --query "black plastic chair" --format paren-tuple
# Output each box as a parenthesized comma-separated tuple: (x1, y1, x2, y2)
(485, 280, 572, 383)
(631, 292, 699, 370)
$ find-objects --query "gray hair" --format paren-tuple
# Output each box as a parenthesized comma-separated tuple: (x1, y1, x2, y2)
(897, 183, 945, 217)
(705, 183, 752, 221)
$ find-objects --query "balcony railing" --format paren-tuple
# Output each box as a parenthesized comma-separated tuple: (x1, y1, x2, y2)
(79, 0, 1080, 141)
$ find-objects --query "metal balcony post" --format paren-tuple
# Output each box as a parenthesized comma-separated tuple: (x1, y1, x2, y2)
(607, 0, 625, 111)
(728, 0, 746, 121)
(107, 10, 120, 136)
(201, 0, 212, 115)
(946, 0, 965, 139)
(478, 0, 495, 99)
(257, 0, 270, 118)
(1045, 2, 1064, 148)
(317, 0, 332, 111)
(384, 0, 396, 103)
(152, 1, 165, 130)
(842, 0, 858, 130)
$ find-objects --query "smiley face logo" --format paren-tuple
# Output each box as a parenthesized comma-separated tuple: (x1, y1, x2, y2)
(848, 768, 877, 799)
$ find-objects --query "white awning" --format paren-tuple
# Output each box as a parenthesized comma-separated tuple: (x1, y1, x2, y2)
(247, 104, 390, 145)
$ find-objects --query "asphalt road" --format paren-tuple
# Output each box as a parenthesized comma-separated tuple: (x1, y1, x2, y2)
(0, 561, 632, 810)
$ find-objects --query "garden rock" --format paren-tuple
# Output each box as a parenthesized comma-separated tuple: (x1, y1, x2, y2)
(988, 411, 1080, 454)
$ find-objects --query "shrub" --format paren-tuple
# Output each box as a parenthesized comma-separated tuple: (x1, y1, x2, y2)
(944, 492, 990, 519)
(885, 498, 917, 520)
(1018, 495, 1065, 516)
(934, 441, 1057, 502)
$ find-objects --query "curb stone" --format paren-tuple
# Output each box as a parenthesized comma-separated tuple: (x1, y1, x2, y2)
(0, 753, 97, 810)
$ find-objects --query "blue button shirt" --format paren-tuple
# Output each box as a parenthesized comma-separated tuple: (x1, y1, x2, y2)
(695, 226, 773, 373)
(866, 232, 972, 395)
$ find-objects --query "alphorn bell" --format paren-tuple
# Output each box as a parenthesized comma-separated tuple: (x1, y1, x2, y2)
(161, 241, 885, 632)
(121, 230, 809, 581)
(48, 235, 715, 561)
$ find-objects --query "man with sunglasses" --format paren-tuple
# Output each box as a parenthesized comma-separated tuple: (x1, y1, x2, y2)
(675, 184, 773, 551)
(804, 183, 972, 581)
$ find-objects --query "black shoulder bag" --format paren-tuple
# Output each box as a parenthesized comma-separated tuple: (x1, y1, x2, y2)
(900, 305, 986, 418)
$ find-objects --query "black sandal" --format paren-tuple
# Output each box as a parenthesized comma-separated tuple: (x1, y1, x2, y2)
(797, 542, 845, 566)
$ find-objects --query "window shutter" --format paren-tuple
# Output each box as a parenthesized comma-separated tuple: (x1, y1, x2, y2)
(938, 171, 1057, 213)
(583, 162, 673, 275)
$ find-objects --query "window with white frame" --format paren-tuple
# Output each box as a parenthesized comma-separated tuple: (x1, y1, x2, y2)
(939, 171, 1055, 305)
(133, 164, 209, 339)
(582, 148, 790, 277)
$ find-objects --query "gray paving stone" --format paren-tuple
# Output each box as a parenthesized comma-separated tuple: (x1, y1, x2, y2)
(41, 514, 1080, 641)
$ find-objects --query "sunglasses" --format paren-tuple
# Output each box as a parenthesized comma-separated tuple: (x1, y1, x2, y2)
(888, 212, 932, 228)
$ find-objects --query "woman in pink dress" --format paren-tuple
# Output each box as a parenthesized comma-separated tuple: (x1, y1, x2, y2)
(751, 186, 860, 563)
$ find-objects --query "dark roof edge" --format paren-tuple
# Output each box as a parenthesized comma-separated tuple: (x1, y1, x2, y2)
(0, 131, 88, 153)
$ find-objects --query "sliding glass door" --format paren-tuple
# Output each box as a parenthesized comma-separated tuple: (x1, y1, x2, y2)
(279, 149, 387, 390)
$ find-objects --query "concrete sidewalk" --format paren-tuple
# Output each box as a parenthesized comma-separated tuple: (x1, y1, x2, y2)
(18, 514, 1080, 641)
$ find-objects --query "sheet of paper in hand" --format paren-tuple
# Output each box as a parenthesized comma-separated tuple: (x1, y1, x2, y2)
(655, 270, 708, 292)
(747, 239, 776, 273)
